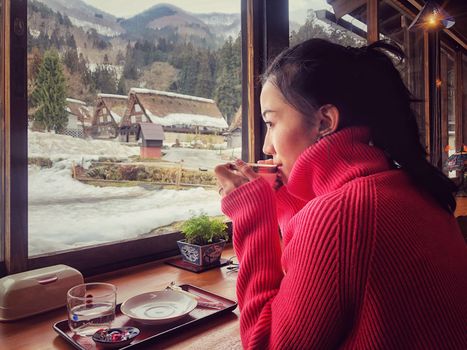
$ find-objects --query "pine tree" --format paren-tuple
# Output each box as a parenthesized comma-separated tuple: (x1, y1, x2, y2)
(31, 50, 68, 133)
(195, 50, 215, 98)
(63, 48, 79, 73)
(29, 47, 43, 81)
(214, 36, 241, 124)
(92, 65, 118, 93)
(117, 76, 127, 95)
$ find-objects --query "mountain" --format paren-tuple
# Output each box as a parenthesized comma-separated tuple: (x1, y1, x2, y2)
(35, 0, 124, 36)
(194, 13, 241, 40)
(121, 4, 215, 44)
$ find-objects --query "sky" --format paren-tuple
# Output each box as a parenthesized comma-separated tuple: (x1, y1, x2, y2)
(82, 0, 332, 18)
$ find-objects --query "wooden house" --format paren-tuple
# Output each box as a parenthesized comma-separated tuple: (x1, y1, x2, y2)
(91, 93, 128, 139)
(138, 122, 164, 159)
(64, 98, 92, 138)
(119, 88, 228, 141)
(225, 107, 242, 149)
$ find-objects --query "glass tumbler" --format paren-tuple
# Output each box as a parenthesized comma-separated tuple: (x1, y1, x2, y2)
(67, 282, 117, 336)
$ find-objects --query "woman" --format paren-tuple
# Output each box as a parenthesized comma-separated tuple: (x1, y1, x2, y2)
(215, 39, 467, 349)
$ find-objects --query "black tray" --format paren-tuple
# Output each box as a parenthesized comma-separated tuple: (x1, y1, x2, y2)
(53, 284, 237, 349)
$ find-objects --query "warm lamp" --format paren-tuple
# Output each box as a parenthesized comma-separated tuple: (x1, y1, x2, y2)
(408, 1, 455, 31)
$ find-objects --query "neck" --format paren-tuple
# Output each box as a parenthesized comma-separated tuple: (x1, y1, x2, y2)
(286, 127, 393, 201)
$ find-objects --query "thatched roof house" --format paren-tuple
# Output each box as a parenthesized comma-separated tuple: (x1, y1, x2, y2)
(66, 98, 92, 127)
(92, 93, 128, 138)
(225, 107, 242, 148)
(63, 98, 92, 138)
(121, 88, 228, 133)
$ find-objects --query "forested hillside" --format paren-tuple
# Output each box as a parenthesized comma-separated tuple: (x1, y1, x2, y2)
(27, 0, 242, 125)
(27, 1, 362, 130)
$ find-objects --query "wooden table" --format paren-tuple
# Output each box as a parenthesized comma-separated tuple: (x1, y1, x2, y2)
(0, 248, 241, 350)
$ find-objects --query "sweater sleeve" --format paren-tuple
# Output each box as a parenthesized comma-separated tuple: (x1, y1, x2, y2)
(222, 178, 344, 349)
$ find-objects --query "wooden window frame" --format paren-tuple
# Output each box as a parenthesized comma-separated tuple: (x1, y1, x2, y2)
(1, 0, 290, 277)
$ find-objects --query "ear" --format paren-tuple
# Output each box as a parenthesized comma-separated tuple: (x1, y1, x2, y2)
(317, 104, 339, 136)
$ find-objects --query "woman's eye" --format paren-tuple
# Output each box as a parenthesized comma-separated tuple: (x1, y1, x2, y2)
(265, 121, 273, 129)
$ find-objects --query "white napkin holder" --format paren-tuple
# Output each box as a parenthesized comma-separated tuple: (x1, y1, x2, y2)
(0, 264, 83, 321)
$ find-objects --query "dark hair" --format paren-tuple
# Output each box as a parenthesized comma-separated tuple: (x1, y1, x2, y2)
(263, 38, 457, 213)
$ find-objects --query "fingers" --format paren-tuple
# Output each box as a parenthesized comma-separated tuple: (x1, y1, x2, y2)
(214, 162, 250, 197)
(234, 159, 259, 181)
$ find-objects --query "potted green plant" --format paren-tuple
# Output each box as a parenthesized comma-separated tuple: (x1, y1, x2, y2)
(177, 213, 228, 266)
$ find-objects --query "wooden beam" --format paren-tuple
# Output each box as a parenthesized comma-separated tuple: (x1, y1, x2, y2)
(367, 0, 379, 43)
(1, 0, 9, 274)
(329, 0, 366, 19)
(424, 31, 431, 155)
(455, 50, 464, 150)
(5, 0, 28, 273)
(243, 0, 261, 163)
(242, 0, 288, 163)
(440, 51, 449, 166)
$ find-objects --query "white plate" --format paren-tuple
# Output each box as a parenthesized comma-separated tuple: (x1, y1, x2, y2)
(121, 290, 197, 325)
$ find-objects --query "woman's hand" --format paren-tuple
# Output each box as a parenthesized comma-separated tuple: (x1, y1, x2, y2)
(214, 159, 259, 197)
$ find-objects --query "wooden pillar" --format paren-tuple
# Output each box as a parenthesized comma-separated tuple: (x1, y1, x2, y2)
(455, 50, 464, 151)
(242, 0, 263, 162)
(367, 0, 379, 43)
(423, 31, 431, 155)
(440, 51, 449, 167)
(5, 0, 28, 273)
(242, 0, 288, 162)
(0, 0, 7, 276)
(427, 31, 442, 167)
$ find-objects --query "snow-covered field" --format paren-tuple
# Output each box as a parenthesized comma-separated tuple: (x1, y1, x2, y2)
(28, 131, 238, 255)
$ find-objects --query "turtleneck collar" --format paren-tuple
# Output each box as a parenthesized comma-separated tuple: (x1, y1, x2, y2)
(285, 127, 393, 201)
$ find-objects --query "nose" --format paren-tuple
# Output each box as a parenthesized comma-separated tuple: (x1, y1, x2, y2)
(262, 131, 275, 156)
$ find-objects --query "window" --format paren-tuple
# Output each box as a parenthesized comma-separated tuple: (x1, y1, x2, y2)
(289, 0, 366, 47)
(2, 0, 242, 275)
(440, 48, 456, 176)
(379, 1, 427, 151)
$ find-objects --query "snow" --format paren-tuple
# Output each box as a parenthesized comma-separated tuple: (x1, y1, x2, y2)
(98, 93, 128, 100)
(110, 111, 122, 123)
(29, 29, 41, 39)
(66, 98, 87, 105)
(146, 111, 228, 129)
(68, 16, 122, 37)
(28, 131, 228, 255)
(130, 88, 215, 104)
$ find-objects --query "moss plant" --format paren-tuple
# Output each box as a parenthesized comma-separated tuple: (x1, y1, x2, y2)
(181, 213, 228, 246)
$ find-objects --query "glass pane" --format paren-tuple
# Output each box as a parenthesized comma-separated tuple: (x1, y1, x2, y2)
(0, 0, 4, 262)
(27, 0, 241, 255)
(289, 0, 366, 47)
(379, 1, 426, 151)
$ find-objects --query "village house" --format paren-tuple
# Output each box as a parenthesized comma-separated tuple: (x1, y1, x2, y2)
(91, 93, 128, 139)
(64, 98, 92, 138)
(225, 107, 242, 149)
(119, 88, 228, 142)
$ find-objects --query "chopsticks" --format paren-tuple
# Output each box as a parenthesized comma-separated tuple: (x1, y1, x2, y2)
(166, 282, 225, 310)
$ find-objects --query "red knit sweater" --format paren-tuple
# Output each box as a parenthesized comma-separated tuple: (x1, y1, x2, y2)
(222, 127, 467, 349)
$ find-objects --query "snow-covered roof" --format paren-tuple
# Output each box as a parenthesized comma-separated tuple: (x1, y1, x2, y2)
(110, 111, 122, 123)
(145, 111, 228, 129)
(66, 98, 87, 105)
(98, 93, 128, 100)
(130, 88, 215, 104)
